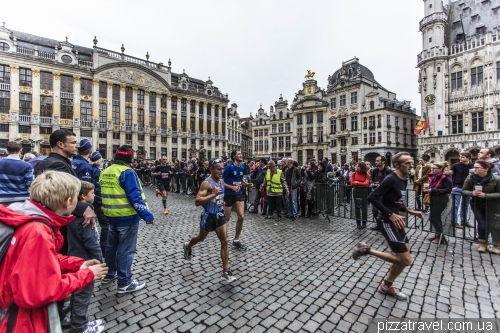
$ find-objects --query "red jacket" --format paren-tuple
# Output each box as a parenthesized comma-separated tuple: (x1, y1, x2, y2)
(350, 172, 370, 188)
(0, 200, 94, 332)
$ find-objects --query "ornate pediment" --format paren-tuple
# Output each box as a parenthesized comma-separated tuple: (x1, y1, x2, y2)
(99, 68, 165, 91)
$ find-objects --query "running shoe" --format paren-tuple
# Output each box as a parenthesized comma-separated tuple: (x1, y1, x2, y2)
(221, 270, 237, 283)
(351, 242, 370, 260)
(164, 208, 169, 215)
(82, 324, 104, 333)
(378, 281, 409, 301)
(101, 274, 117, 285)
(87, 319, 103, 327)
(117, 280, 146, 294)
(231, 240, 247, 251)
(155, 189, 160, 197)
(183, 242, 192, 260)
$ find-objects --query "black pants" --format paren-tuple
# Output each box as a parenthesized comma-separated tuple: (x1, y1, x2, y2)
(299, 189, 314, 217)
(267, 195, 283, 217)
(430, 199, 448, 234)
(94, 204, 109, 257)
(353, 188, 368, 226)
(70, 281, 94, 333)
(415, 191, 425, 210)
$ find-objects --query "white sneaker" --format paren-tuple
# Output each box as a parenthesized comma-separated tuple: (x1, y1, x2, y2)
(83, 324, 104, 333)
(87, 319, 103, 327)
(221, 270, 237, 283)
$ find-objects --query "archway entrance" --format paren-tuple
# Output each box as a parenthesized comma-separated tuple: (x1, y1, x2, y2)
(445, 150, 460, 165)
(469, 148, 480, 163)
(364, 152, 380, 166)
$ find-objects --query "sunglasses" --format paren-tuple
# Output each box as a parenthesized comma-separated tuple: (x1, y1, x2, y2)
(210, 158, 223, 167)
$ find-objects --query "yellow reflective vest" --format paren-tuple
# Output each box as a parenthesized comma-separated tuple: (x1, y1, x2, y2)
(100, 163, 147, 217)
(265, 169, 283, 193)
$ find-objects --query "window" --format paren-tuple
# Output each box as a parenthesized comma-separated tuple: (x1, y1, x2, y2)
(429, 37, 432, 43)
(61, 98, 73, 119)
(285, 136, 290, 149)
(81, 79, 92, 96)
(179, 98, 186, 112)
(125, 107, 132, 127)
(306, 112, 314, 124)
(272, 137, 277, 149)
(160, 94, 167, 108)
(297, 128, 303, 144)
(190, 117, 195, 130)
(471, 112, 484, 132)
(18, 125, 31, 133)
(19, 93, 31, 116)
(60, 75, 73, 93)
(171, 96, 177, 110)
(317, 112, 323, 123)
(19, 68, 32, 87)
(330, 119, 336, 133)
(331, 139, 337, 147)
(0, 42, 9, 52)
(363, 117, 367, 129)
(340, 118, 347, 131)
(307, 127, 313, 143)
(369, 116, 375, 128)
(451, 71, 463, 91)
(285, 123, 291, 132)
(81, 129, 92, 137)
(150, 111, 156, 128)
(40, 127, 51, 134)
(498, 109, 500, 130)
(340, 95, 346, 107)
(395, 116, 399, 127)
(264, 140, 269, 151)
(378, 132, 382, 142)
(377, 115, 382, 127)
(395, 133, 399, 143)
(350, 92, 357, 104)
(403, 118, 407, 129)
(387, 115, 391, 127)
(138, 108, 144, 128)
(330, 97, 336, 109)
(40, 72, 52, 90)
(471, 66, 483, 86)
(161, 113, 167, 129)
(137, 90, 145, 105)
(279, 123, 284, 133)
(40, 96, 52, 117)
(112, 84, 120, 100)
(181, 116, 186, 132)
(0, 65, 9, 85)
(497, 62, 500, 82)
(340, 137, 347, 146)
(112, 100, 120, 125)
(99, 103, 107, 123)
(99, 81, 107, 98)
(190, 100, 195, 113)
(351, 137, 358, 145)
(272, 124, 277, 133)
(1, 124, 10, 131)
(370, 101, 375, 110)
(81, 101, 92, 123)
(317, 127, 323, 143)
(297, 113, 303, 125)
(364, 133, 367, 144)
(369, 132, 375, 144)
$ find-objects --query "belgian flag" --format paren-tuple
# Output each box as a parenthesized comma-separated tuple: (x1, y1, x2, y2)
(413, 112, 429, 134)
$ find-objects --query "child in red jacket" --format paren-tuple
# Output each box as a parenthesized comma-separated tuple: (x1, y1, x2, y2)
(351, 162, 371, 229)
(0, 170, 108, 333)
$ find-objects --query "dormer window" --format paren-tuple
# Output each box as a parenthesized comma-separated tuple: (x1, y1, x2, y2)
(0, 42, 10, 52)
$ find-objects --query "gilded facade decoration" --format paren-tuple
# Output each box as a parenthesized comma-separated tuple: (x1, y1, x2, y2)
(125, 102, 133, 107)
(100, 69, 163, 90)
(80, 95, 92, 101)
(52, 72, 60, 79)
(92, 78, 99, 85)
(19, 86, 32, 94)
(137, 104, 144, 109)
(31, 68, 40, 76)
(40, 89, 53, 96)
(9, 65, 19, 73)
(73, 76, 81, 83)
(99, 97, 107, 103)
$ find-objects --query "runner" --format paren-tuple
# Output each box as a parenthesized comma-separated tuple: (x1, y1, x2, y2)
(352, 152, 425, 301)
(151, 156, 172, 215)
(223, 150, 253, 251)
(183, 158, 236, 283)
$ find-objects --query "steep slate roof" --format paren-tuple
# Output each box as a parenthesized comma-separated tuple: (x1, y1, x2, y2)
(329, 60, 386, 90)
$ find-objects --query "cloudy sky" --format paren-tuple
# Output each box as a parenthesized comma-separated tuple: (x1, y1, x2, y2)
(4, 0, 424, 117)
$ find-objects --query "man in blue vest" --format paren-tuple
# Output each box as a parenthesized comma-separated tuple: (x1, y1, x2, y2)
(100, 145, 154, 294)
(223, 150, 253, 251)
(183, 158, 236, 282)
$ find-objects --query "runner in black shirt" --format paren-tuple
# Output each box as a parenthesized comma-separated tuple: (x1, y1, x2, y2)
(352, 152, 425, 301)
(151, 156, 172, 215)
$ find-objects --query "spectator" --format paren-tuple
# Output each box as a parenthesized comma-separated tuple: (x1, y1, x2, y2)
(351, 162, 371, 229)
(449, 152, 474, 228)
(342, 164, 352, 205)
(22, 152, 35, 163)
(249, 158, 268, 214)
(300, 161, 317, 218)
(369, 156, 392, 231)
(66, 181, 104, 333)
(462, 160, 500, 254)
(178, 161, 188, 195)
(90, 151, 108, 256)
(0, 141, 33, 205)
(413, 154, 431, 212)
(100, 145, 154, 293)
(260, 160, 288, 221)
(477, 148, 500, 176)
(284, 158, 301, 221)
(0, 171, 107, 333)
(72, 139, 93, 184)
(424, 162, 452, 245)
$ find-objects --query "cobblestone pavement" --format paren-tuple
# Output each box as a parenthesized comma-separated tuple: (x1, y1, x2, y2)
(89, 187, 500, 333)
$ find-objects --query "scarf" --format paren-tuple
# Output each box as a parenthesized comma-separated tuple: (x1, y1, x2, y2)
(429, 172, 446, 189)
(470, 170, 493, 187)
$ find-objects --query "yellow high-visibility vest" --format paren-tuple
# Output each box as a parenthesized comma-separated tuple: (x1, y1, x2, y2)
(265, 169, 283, 193)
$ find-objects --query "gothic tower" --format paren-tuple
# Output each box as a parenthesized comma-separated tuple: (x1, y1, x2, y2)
(418, 0, 449, 137)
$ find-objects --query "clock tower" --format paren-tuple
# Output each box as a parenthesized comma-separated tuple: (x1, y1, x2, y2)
(417, 0, 448, 137)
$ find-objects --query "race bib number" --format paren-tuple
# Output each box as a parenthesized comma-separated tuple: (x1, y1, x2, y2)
(214, 194, 224, 207)
(233, 182, 242, 187)
(161, 173, 169, 179)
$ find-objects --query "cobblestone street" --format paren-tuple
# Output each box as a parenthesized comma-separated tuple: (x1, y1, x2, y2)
(89, 187, 500, 333)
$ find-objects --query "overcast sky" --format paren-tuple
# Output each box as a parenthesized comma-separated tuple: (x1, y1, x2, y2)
(4, 0, 424, 117)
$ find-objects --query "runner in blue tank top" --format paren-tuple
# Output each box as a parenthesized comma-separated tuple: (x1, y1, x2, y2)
(223, 150, 253, 251)
(183, 158, 236, 283)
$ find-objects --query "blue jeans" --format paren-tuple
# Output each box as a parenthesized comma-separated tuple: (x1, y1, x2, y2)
(451, 187, 471, 225)
(105, 222, 140, 287)
(287, 188, 298, 218)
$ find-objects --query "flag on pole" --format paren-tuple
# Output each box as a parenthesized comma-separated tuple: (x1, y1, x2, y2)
(414, 112, 429, 134)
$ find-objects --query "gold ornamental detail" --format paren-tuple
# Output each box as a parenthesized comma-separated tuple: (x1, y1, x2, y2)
(339, 108, 346, 115)
(195, 101, 200, 106)
(350, 105, 358, 110)
(190, 113, 195, 118)
(167, 94, 172, 100)
(9, 65, 19, 73)
(40, 89, 53, 96)
(132, 87, 138, 92)
(113, 125, 120, 131)
(171, 110, 178, 115)
(145, 90, 150, 95)
(20, 134, 30, 141)
(125, 102, 133, 107)
(81, 95, 92, 101)
(0, 114, 9, 121)
(31, 69, 40, 77)
(137, 104, 145, 109)
(52, 72, 61, 80)
(60, 119, 73, 126)
(92, 78, 100, 85)
(107, 82, 113, 88)
(19, 86, 32, 94)
(41, 135, 50, 141)
(161, 108, 167, 113)
(120, 84, 126, 91)
(73, 76, 81, 83)
(99, 97, 107, 103)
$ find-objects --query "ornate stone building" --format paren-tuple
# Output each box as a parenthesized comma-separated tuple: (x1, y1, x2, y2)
(226, 102, 241, 155)
(239, 116, 252, 160)
(417, 0, 500, 164)
(251, 105, 271, 159)
(0, 24, 235, 161)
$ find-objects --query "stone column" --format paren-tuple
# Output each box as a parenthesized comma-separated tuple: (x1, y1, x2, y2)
(167, 94, 172, 129)
(132, 87, 138, 151)
(202, 102, 207, 132)
(195, 100, 200, 132)
(73, 76, 81, 119)
(9, 65, 19, 113)
(210, 106, 215, 134)
(144, 90, 150, 157)
(91, 79, 99, 146)
(186, 99, 191, 131)
(176, 97, 181, 130)
(156, 92, 161, 160)
(119, 84, 126, 146)
(52, 72, 61, 117)
(106, 82, 113, 123)
(31, 69, 40, 141)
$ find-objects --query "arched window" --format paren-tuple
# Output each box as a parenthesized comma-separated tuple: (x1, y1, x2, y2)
(279, 111, 283, 119)
(370, 101, 375, 110)
(298, 150, 303, 166)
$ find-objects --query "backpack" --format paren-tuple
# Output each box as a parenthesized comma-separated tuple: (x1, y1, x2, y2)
(0, 219, 54, 332)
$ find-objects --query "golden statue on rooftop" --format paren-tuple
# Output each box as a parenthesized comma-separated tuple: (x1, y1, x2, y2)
(304, 70, 315, 80)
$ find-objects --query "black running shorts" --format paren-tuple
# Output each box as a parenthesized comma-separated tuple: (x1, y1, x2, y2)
(158, 182, 171, 192)
(377, 218, 409, 253)
(200, 211, 226, 232)
(224, 194, 245, 207)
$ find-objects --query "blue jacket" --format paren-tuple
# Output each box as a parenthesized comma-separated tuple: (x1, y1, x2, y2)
(72, 155, 93, 183)
(67, 202, 103, 262)
(0, 156, 33, 203)
(90, 165, 103, 206)
(107, 167, 154, 227)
